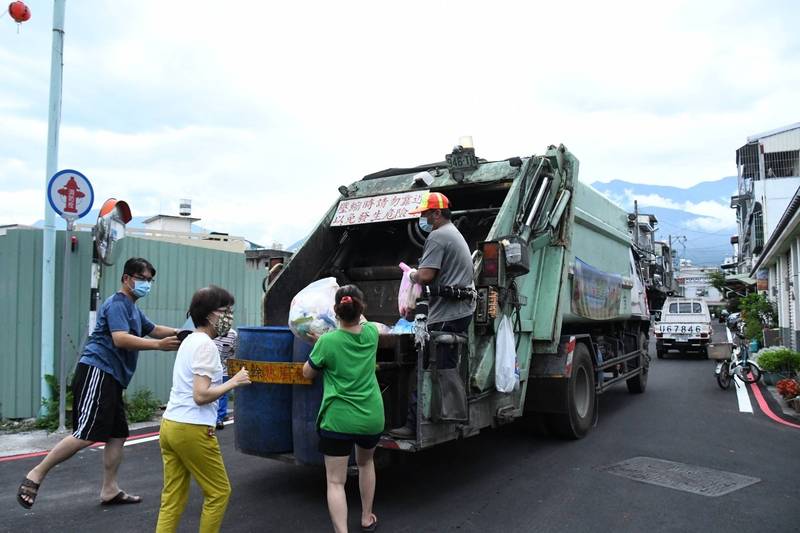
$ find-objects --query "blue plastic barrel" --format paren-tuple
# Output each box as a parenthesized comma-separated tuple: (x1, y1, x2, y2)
(749, 339, 759, 354)
(234, 326, 294, 456)
(292, 338, 324, 465)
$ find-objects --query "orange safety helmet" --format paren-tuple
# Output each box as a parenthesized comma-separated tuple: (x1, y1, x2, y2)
(408, 192, 450, 215)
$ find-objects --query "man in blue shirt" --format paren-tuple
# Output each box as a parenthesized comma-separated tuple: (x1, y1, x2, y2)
(18, 258, 181, 509)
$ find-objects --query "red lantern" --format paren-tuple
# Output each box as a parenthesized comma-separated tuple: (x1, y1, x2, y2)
(8, 1, 31, 23)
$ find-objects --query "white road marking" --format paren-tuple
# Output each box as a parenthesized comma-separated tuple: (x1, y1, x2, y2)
(734, 376, 753, 413)
(122, 435, 160, 447)
(722, 327, 752, 413)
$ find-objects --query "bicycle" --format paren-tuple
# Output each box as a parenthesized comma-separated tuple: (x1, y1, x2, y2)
(715, 331, 762, 389)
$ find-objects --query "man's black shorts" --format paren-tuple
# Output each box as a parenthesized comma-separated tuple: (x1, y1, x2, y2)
(71, 363, 130, 442)
(318, 431, 381, 457)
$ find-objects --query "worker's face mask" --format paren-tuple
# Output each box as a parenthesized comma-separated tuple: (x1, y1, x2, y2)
(418, 214, 433, 233)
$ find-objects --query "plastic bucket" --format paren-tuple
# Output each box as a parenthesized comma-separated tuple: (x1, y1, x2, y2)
(292, 338, 324, 465)
(234, 326, 294, 456)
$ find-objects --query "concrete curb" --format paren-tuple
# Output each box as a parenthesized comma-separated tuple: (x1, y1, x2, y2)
(1, 405, 236, 459)
(0, 418, 163, 459)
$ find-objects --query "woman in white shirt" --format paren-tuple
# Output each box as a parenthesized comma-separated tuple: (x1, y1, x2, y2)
(156, 286, 251, 533)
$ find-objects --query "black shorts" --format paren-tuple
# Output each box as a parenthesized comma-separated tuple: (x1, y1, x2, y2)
(71, 363, 130, 442)
(318, 431, 381, 457)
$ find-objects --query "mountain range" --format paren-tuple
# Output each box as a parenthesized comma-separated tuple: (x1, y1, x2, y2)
(589, 176, 738, 266)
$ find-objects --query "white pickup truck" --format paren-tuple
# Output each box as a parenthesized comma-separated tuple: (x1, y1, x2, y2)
(654, 297, 712, 358)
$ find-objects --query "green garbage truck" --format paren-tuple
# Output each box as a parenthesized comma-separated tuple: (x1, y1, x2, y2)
(241, 142, 650, 458)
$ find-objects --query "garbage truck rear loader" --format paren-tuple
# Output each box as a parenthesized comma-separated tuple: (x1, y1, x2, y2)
(236, 143, 650, 461)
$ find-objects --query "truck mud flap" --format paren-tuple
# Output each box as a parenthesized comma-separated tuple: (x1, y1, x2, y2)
(526, 335, 604, 414)
(529, 335, 598, 379)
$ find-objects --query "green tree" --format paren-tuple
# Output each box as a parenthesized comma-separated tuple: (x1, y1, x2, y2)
(708, 270, 727, 294)
(740, 292, 776, 342)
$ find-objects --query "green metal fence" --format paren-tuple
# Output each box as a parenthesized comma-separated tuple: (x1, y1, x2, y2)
(0, 228, 264, 419)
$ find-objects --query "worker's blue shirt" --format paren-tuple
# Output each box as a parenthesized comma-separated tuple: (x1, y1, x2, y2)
(79, 292, 155, 388)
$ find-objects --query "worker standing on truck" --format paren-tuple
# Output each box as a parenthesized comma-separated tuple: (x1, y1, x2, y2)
(389, 192, 476, 439)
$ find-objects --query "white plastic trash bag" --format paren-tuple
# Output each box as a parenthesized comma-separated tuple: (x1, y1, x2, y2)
(495, 316, 517, 393)
(289, 277, 339, 344)
(398, 262, 422, 316)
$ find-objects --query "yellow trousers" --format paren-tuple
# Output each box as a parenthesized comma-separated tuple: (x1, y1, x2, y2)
(156, 418, 232, 533)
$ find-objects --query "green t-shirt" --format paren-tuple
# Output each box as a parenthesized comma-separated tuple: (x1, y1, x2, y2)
(308, 322, 385, 435)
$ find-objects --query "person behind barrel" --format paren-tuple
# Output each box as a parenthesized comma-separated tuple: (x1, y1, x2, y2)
(389, 192, 476, 439)
(302, 284, 383, 533)
(156, 285, 251, 533)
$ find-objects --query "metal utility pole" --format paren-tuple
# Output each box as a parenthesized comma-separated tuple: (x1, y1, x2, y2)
(40, 0, 67, 417)
(668, 234, 672, 270)
(58, 220, 73, 432)
(674, 235, 687, 270)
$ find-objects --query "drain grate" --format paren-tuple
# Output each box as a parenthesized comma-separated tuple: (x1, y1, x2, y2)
(600, 456, 760, 497)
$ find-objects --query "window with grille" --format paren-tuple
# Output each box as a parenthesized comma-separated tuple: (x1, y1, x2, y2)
(753, 203, 764, 254)
(764, 150, 800, 178)
(736, 142, 760, 180)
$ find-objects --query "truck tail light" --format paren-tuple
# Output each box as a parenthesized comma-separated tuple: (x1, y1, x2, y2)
(478, 240, 505, 287)
(482, 242, 499, 277)
(700, 332, 708, 338)
(655, 332, 662, 338)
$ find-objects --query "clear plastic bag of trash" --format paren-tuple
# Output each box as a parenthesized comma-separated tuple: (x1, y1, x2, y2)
(373, 322, 392, 335)
(289, 277, 339, 344)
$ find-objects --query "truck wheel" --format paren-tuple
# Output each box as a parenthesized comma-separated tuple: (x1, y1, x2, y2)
(546, 343, 595, 440)
(626, 332, 648, 394)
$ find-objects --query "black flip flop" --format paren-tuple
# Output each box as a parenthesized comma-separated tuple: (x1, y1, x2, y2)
(17, 477, 40, 509)
(101, 491, 142, 505)
(361, 514, 378, 532)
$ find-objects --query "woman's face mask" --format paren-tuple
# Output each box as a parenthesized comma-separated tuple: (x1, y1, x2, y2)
(212, 310, 233, 338)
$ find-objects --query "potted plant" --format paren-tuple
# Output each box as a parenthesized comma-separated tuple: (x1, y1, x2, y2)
(739, 293, 777, 349)
(755, 347, 800, 385)
(776, 378, 800, 412)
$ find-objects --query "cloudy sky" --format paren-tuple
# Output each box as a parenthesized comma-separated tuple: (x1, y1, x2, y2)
(1, 0, 798, 247)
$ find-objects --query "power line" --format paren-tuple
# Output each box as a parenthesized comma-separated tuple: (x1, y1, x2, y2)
(657, 218, 736, 236)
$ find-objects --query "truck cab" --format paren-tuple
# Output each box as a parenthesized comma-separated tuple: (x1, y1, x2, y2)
(654, 297, 712, 358)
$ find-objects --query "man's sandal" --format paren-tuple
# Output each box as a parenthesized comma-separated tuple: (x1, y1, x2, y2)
(17, 478, 40, 509)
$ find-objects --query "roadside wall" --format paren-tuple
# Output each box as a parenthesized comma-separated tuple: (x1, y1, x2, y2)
(0, 228, 263, 419)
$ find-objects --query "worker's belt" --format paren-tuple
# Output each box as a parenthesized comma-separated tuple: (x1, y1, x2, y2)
(428, 285, 477, 301)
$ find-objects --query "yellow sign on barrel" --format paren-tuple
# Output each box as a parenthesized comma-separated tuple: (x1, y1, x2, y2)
(227, 358, 312, 385)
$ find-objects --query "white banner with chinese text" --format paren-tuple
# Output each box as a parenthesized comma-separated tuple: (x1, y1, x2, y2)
(331, 190, 428, 226)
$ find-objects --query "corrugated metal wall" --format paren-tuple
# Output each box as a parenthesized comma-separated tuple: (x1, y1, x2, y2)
(102, 237, 264, 401)
(0, 229, 44, 419)
(0, 228, 264, 419)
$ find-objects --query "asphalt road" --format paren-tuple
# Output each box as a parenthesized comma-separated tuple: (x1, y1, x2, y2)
(2, 326, 798, 532)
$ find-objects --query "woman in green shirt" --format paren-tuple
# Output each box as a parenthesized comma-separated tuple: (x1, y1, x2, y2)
(303, 284, 384, 533)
